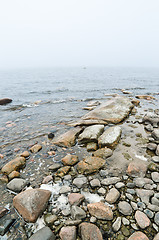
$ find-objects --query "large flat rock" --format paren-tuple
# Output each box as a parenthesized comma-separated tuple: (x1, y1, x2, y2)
(78, 125, 104, 143)
(98, 126, 122, 148)
(69, 96, 133, 126)
(76, 157, 105, 174)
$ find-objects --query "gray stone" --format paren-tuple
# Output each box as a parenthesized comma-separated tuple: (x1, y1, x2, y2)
(131, 201, 138, 211)
(126, 193, 133, 201)
(115, 182, 125, 189)
(7, 178, 28, 192)
(73, 177, 87, 188)
(154, 212, 159, 226)
(90, 179, 101, 188)
(59, 226, 76, 240)
(64, 220, 82, 226)
(127, 182, 135, 188)
(59, 186, 71, 194)
(112, 217, 121, 232)
(99, 169, 109, 177)
(137, 202, 146, 210)
(152, 197, 159, 207)
(151, 172, 159, 183)
(154, 193, 159, 199)
(147, 143, 157, 151)
(133, 177, 153, 188)
(153, 223, 159, 232)
(90, 216, 97, 223)
(136, 189, 154, 204)
(101, 177, 120, 186)
(118, 201, 132, 215)
(122, 217, 130, 225)
(97, 187, 106, 195)
(156, 145, 159, 155)
(29, 227, 55, 240)
(105, 188, 120, 204)
(147, 204, 159, 212)
(152, 156, 159, 163)
(0, 215, 15, 236)
(62, 208, 71, 217)
(98, 126, 122, 148)
(71, 206, 86, 220)
(144, 209, 154, 219)
(152, 129, 159, 141)
(127, 189, 135, 195)
(49, 163, 61, 171)
(44, 214, 57, 226)
(78, 125, 104, 143)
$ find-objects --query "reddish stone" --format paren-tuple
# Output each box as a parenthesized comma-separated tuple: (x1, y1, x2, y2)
(127, 160, 147, 177)
(87, 202, 113, 220)
(128, 231, 149, 240)
(68, 193, 85, 206)
(59, 226, 76, 240)
(135, 210, 151, 229)
(62, 154, 78, 166)
(1, 157, 26, 175)
(79, 222, 103, 240)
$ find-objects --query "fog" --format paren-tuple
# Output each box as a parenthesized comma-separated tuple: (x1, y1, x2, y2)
(0, 0, 159, 69)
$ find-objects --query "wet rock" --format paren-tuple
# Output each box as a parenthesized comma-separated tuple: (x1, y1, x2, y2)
(8, 170, 20, 180)
(0, 215, 15, 236)
(90, 179, 101, 188)
(122, 217, 130, 225)
(7, 178, 28, 192)
(1, 157, 26, 175)
(79, 222, 103, 240)
(49, 162, 61, 171)
(0, 98, 12, 105)
(78, 124, 104, 143)
(92, 147, 113, 159)
(152, 129, 159, 141)
(29, 226, 55, 240)
(154, 212, 159, 226)
(53, 127, 83, 147)
(73, 176, 87, 188)
(30, 144, 42, 153)
(135, 210, 150, 229)
(0, 207, 9, 218)
(86, 142, 98, 151)
(136, 189, 154, 204)
(76, 157, 105, 174)
(127, 160, 147, 177)
(71, 206, 86, 220)
(44, 213, 57, 226)
(112, 217, 121, 232)
(136, 95, 155, 100)
(0, 175, 8, 183)
(87, 202, 113, 220)
(68, 193, 85, 205)
(59, 226, 76, 240)
(151, 172, 159, 183)
(118, 201, 132, 216)
(48, 132, 55, 139)
(105, 188, 120, 204)
(101, 177, 120, 186)
(42, 175, 53, 184)
(98, 126, 122, 148)
(131, 99, 140, 106)
(128, 231, 149, 240)
(145, 124, 154, 132)
(21, 151, 30, 158)
(55, 166, 71, 177)
(62, 154, 78, 166)
(133, 177, 153, 188)
(13, 188, 51, 222)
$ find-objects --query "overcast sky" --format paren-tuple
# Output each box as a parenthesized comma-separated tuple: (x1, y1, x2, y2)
(0, 0, 159, 69)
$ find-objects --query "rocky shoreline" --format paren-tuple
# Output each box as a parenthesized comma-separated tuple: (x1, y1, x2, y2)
(0, 94, 159, 240)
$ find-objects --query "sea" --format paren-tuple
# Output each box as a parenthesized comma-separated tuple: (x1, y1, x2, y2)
(0, 67, 159, 149)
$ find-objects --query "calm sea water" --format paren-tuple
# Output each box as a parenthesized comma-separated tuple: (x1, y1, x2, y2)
(0, 67, 159, 148)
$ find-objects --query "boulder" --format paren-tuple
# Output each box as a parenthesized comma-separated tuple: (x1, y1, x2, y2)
(1, 157, 26, 175)
(13, 188, 51, 222)
(29, 226, 55, 240)
(76, 157, 105, 174)
(8, 171, 20, 180)
(53, 127, 83, 147)
(87, 202, 113, 220)
(98, 126, 122, 148)
(136, 95, 155, 100)
(78, 125, 104, 143)
(0, 98, 12, 105)
(79, 222, 103, 240)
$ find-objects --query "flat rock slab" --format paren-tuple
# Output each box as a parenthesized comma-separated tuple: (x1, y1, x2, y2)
(78, 125, 104, 143)
(135, 210, 150, 229)
(1, 157, 26, 175)
(70, 96, 133, 126)
(7, 178, 28, 192)
(128, 231, 149, 240)
(53, 127, 83, 147)
(29, 226, 55, 240)
(92, 147, 113, 159)
(87, 202, 113, 220)
(98, 126, 122, 148)
(79, 222, 103, 240)
(13, 188, 51, 222)
(76, 157, 105, 174)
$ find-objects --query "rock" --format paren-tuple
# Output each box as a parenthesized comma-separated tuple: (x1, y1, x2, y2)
(112, 217, 121, 232)
(64, 220, 82, 226)
(105, 188, 120, 204)
(48, 132, 55, 139)
(148, 163, 159, 172)
(128, 231, 149, 240)
(136, 189, 154, 204)
(152, 129, 159, 141)
(115, 182, 125, 189)
(8, 171, 20, 180)
(53, 127, 83, 147)
(73, 177, 87, 188)
(153, 233, 159, 240)
(127, 160, 147, 177)
(147, 143, 157, 151)
(144, 209, 154, 218)
(151, 172, 159, 183)
(87, 202, 113, 220)
(90, 216, 97, 223)
(133, 177, 153, 188)
(79, 222, 103, 240)
(98, 187, 106, 195)
(143, 113, 159, 127)
(145, 124, 153, 132)
(122, 217, 130, 225)
(90, 179, 101, 188)
(71, 206, 86, 220)
(0, 175, 8, 183)
(60, 186, 71, 194)
(101, 177, 120, 186)
(147, 204, 159, 212)
(72, 96, 133, 126)
(151, 197, 159, 206)
(21, 151, 30, 158)
(13, 188, 51, 222)
(49, 162, 61, 171)
(7, 178, 28, 192)
(76, 157, 105, 174)
(62, 154, 78, 166)
(0, 215, 15, 236)
(131, 99, 140, 106)
(87, 142, 98, 151)
(87, 100, 101, 107)
(55, 166, 71, 177)
(29, 226, 55, 240)
(42, 175, 53, 184)
(1, 157, 26, 175)
(156, 145, 159, 156)
(0, 207, 9, 218)
(30, 144, 42, 153)
(118, 201, 132, 216)
(59, 226, 76, 240)
(0, 98, 12, 105)
(78, 125, 104, 144)
(154, 212, 159, 226)
(135, 210, 150, 229)
(136, 95, 155, 100)
(68, 193, 85, 205)
(92, 147, 113, 159)
(44, 214, 57, 226)
(98, 126, 122, 148)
